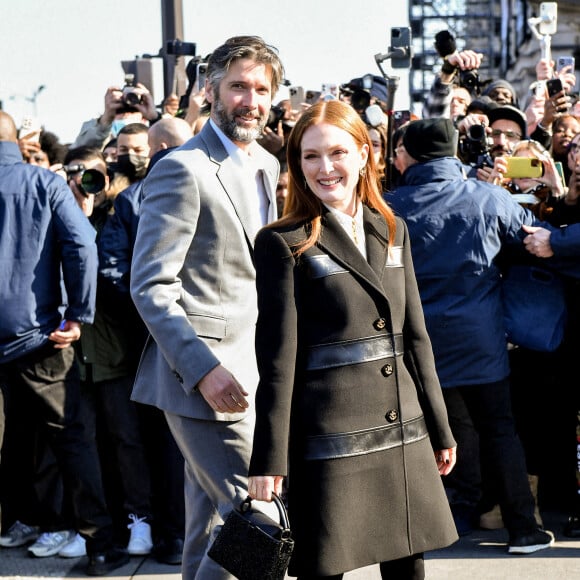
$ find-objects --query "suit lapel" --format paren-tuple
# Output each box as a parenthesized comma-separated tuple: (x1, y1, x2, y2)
(202, 125, 277, 247)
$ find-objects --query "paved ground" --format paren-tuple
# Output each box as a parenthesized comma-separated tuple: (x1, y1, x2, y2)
(1, 510, 579, 579)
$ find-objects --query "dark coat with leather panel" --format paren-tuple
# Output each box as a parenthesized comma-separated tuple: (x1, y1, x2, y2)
(249, 205, 458, 576)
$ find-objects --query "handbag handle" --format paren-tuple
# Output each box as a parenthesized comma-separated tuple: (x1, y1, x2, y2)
(241, 493, 291, 531)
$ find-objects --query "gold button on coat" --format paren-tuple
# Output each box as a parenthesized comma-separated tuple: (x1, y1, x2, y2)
(381, 363, 393, 377)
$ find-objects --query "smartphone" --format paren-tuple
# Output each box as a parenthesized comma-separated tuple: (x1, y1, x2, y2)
(289, 86, 305, 110)
(193, 63, 207, 92)
(557, 56, 575, 73)
(504, 157, 543, 179)
(18, 116, 41, 143)
(554, 161, 565, 186)
(321, 83, 339, 99)
(305, 90, 321, 105)
(390, 27, 412, 69)
(546, 77, 563, 97)
(538, 2, 558, 36)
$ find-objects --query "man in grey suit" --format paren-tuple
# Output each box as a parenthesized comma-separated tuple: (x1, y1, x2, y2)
(130, 36, 285, 579)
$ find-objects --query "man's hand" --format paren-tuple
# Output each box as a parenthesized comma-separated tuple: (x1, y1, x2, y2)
(48, 320, 82, 349)
(447, 50, 483, 72)
(133, 83, 159, 122)
(259, 122, 284, 155)
(456, 113, 489, 135)
(99, 87, 125, 127)
(196, 364, 250, 413)
(522, 225, 554, 258)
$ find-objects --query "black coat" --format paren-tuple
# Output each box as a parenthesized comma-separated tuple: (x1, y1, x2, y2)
(250, 206, 458, 576)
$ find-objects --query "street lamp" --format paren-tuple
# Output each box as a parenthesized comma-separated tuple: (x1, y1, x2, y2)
(9, 84, 45, 117)
(30, 85, 45, 116)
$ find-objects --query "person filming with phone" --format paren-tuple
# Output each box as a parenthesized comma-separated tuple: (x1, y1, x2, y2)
(487, 139, 565, 219)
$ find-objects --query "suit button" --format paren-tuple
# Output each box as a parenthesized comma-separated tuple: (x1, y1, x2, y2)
(374, 317, 387, 330)
(173, 370, 184, 384)
(381, 363, 393, 377)
(385, 409, 399, 422)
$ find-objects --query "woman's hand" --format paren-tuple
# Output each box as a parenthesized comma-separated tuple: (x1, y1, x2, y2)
(488, 156, 508, 186)
(435, 446, 456, 476)
(248, 475, 284, 501)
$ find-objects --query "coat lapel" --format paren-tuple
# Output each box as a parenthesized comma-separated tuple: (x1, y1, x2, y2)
(363, 205, 390, 280)
(317, 207, 389, 298)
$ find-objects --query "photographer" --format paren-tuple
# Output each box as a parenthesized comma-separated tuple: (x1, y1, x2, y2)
(423, 30, 483, 122)
(456, 97, 497, 171)
(72, 80, 160, 151)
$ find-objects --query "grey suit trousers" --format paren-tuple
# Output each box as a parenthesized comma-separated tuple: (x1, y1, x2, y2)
(164, 411, 254, 580)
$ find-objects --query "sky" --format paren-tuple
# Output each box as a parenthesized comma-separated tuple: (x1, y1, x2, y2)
(0, 0, 410, 144)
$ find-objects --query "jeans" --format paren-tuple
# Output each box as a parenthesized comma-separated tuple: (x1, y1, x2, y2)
(0, 343, 113, 554)
(79, 376, 153, 523)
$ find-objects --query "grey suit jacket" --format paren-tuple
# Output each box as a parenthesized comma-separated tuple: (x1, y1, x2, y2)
(130, 122, 279, 420)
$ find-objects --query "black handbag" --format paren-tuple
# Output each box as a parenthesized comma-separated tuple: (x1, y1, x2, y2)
(208, 493, 294, 580)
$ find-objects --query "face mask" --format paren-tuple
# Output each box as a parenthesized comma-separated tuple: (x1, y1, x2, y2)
(111, 118, 132, 138)
(115, 154, 149, 181)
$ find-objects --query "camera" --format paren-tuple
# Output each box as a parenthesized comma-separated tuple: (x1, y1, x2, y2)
(165, 40, 197, 57)
(434, 29, 483, 94)
(63, 164, 106, 196)
(122, 74, 143, 107)
(459, 70, 481, 93)
(266, 105, 285, 131)
(459, 124, 492, 168)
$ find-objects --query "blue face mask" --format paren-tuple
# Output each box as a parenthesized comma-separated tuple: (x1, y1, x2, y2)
(111, 118, 132, 138)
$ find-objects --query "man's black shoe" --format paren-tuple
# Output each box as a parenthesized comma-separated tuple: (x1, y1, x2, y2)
(508, 528, 554, 554)
(155, 537, 183, 565)
(86, 547, 130, 576)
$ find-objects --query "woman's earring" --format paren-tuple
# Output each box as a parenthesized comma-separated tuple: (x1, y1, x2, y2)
(359, 165, 367, 177)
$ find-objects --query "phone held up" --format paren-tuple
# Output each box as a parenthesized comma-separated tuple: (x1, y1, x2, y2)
(289, 86, 305, 110)
(556, 56, 575, 74)
(390, 27, 412, 69)
(503, 157, 544, 179)
(18, 117, 42, 143)
(546, 77, 563, 98)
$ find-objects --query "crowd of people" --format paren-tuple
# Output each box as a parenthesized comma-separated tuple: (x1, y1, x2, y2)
(0, 30, 579, 580)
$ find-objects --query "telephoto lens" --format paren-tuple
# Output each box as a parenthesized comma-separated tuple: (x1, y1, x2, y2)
(80, 169, 106, 194)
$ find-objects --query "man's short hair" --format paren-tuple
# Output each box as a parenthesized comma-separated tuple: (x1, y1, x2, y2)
(206, 36, 285, 99)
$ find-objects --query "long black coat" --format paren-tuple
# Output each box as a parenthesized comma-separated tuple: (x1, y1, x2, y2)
(249, 206, 458, 576)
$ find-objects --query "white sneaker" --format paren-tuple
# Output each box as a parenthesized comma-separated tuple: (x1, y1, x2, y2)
(0, 521, 39, 547)
(127, 514, 153, 555)
(58, 532, 86, 558)
(28, 530, 73, 557)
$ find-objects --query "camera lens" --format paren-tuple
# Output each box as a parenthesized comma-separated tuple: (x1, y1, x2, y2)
(81, 169, 106, 194)
(467, 124, 486, 142)
(124, 91, 142, 106)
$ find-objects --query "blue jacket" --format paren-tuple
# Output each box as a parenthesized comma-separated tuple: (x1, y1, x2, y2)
(387, 157, 538, 387)
(0, 141, 97, 362)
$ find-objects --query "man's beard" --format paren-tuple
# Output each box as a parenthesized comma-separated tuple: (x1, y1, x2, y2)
(214, 97, 267, 143)
(491, 145, 511, 159)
